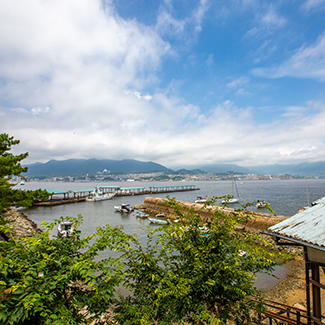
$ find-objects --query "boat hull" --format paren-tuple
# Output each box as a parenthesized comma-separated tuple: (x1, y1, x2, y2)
(86, 192, 116, 202)
(114, 204, 133, 213)
(148, 217, 169, 225)
(222, 198, 239, 204)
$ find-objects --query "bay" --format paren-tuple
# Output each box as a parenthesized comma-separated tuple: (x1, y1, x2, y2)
(17, 179, 325, 290)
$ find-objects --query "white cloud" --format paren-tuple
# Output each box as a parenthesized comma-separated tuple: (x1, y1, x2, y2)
(227, 76, 250, 88)
(132, 91, 153, 101)
(236, 88, 250, 96)
(260, 7, 286, 29)
(302, 0, 325, 10)
(155, 0, 209, 38)
(31, 106, 51, 115)
(206, 53, 214, 67)
(246, 5, 286, 38)
(252, 33, 325, 81)
(156, 10, 186, 36)
(193, 0, 209, 32)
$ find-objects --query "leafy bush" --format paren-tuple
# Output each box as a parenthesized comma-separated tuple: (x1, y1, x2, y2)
(0, 215, 130, 324)
(0, 198, 289, 325)
(114, 198, 289, 324)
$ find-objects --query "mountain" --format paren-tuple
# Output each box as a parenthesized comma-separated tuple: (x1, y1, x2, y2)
(178, 162, 325, 176)
(174, 169, 207, 175)
(23, 158, 325, 177)
(249, 161, 325, 176)
(24, 159, 169, 177)
(186, 164, 252, 174)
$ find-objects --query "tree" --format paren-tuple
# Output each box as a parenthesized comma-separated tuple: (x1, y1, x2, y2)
(115, 198, 290, 325)
(0, 133, 49, 215)
(0, 215, 130, 325)
(0, 195, 290, 325)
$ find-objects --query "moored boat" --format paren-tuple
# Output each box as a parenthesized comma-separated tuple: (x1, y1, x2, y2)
(148, 217, 170, 225)
(195, 196, 207, 203)
(256, 201, 266, 208)
(222, 175, 239, 204)
(86, 187, 116, 202)
(135, 211, 149, 218)
(222, 196, 239, 204)
(114, 203, 133, 213)
(57, 221, 73, 238)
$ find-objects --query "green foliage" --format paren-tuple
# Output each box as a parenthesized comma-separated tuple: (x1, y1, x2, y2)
(0, 196, 290, 324)
(0, 133, 49, 215)
(114, 197, 290, 325)
(0, 215, 130, 325)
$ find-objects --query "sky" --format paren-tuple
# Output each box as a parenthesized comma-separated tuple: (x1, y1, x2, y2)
(1, 0, 325, 169)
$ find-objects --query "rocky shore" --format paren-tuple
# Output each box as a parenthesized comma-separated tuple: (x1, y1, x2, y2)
(0, 208, 41, 240)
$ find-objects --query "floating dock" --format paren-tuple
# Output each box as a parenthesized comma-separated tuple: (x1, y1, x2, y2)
(32, 185, 199, 206)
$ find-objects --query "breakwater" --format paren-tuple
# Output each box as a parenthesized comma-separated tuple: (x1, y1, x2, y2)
(32, 184, 199, 206)
(135, 197, 289, 230)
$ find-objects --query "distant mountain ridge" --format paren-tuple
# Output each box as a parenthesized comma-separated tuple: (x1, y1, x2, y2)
(195, 161, 325, 176)
(24, 159, 169, 177)
(23, 159, 325, 177)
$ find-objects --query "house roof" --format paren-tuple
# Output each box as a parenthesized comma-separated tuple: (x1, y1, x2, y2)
(268, 197, 325, 248)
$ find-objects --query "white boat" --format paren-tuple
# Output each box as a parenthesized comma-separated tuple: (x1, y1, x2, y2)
(86, 187, 116, 202)
(195, 196, 207, 203)
(223, 197, 239, 204)
(135, 211, 149, 218)
(114, 203, 133, 213)
(222, 175, 239, 204)
(57, 221, 73, 238)
(256, 201, 266, 208)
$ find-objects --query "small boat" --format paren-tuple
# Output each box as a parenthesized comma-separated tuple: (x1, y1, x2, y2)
(256, 201, 266, 208)
(195, 196, 207, 203)
(148, 217, 170, 225)
(222, 174, 239, 204)
(86, 187, 116, 202)
(155, 213, 165, 218)
(57, 221, 73, 238)
(135, 211, 149, 218)
(114, 203, 133, 213)
(222, 196, 239, 204)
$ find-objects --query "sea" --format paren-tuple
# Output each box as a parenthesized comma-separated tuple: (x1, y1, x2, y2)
(16, 178, 325, 290)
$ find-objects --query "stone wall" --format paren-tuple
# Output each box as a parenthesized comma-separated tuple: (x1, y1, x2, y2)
(138, 197, 288, 231)
(1, 208, 41, 240)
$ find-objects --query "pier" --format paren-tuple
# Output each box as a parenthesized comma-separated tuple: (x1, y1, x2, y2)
(32, 184, 199, 206)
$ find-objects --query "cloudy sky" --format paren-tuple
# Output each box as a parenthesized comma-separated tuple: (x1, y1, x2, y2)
(1, 0, 325, 168)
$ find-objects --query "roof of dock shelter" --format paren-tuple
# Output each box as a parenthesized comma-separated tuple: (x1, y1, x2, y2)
(267, 196, 325, 250)
(96, 186, 120, 189)
(70, 189, 94, 193)
(119, 187, 145, 190)
(150, 185, 196, 188)
(44, 188, 69, 194)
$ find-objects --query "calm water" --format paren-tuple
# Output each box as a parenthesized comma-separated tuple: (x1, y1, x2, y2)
(17, 179, 325, 290)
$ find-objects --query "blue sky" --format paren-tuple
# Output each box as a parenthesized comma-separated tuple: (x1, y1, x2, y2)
(1, 0, 325, 168)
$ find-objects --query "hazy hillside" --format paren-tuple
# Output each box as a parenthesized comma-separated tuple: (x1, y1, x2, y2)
(186, 162, 325, 176)
(24, 159, 169, 177)
(249, 161, 325, 176)
(187, 164, 252, 174)
(24, 158, 325, 177)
